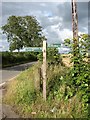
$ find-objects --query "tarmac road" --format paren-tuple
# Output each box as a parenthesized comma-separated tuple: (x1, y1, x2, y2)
(0, 61, 37, 119)
(0, 61, 36, 84)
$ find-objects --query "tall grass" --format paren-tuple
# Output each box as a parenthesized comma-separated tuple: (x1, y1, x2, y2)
(3, 62, 88, 118)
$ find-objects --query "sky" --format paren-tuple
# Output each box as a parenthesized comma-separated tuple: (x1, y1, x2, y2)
(0, 0, 88, 52)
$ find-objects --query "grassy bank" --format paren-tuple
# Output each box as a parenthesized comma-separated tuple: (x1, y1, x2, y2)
(3, 61, 88, 118)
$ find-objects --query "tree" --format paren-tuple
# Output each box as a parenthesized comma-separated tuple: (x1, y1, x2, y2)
(2, 15, 46, 51)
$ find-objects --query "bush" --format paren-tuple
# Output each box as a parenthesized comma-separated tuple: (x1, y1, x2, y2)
(2, 51, 38, 67)
(63, 34, 90, 118)
(37, 48, 63, 65)
(47, 64, 68, 98)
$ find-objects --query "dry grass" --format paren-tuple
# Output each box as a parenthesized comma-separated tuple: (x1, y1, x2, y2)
(3, 79, 19, 105)
(61, 53, 89, 67)
(61, 54, 73, 67)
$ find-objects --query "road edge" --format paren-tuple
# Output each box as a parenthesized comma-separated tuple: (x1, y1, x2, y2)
(0, 73, 20, 89)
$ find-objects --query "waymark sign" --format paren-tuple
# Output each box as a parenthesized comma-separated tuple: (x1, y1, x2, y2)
(48, 44, 61, 48)
(25, 47, 42, 52)
(24, 44, 61, 52)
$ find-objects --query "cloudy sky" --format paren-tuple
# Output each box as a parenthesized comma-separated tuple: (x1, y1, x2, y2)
(0, 1, 88, 51)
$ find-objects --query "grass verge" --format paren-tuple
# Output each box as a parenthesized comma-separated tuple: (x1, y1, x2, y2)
(3, 62, 88, 118)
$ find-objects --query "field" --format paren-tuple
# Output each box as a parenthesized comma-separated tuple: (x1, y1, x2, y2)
(61, 54, 73, 67)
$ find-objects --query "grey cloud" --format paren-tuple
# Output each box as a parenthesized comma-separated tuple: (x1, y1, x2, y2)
(57, 2, 88, 32)
(2, 2, 88, 31)
(2, 2, 57, 24)
(77, 2, 88, 32)
(44, 26, 63, 44)
(1, 2, 88, 51)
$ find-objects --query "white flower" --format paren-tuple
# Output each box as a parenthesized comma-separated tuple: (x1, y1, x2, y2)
(50, 107, 57, 113)
(60, 76, 63, 80)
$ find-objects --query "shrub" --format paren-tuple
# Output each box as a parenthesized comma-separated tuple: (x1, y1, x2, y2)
(2, 51, 38, 67)
(37, 48, 63, 65)
(63, 34, 90, 118)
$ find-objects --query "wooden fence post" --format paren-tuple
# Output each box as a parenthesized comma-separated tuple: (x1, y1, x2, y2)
(43, 40, 47, 101)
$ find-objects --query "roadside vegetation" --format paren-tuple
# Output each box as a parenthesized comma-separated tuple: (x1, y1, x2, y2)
(1, 13, 89, 119)
(1, 52, 38, 68)
(3, 40, 90, 118)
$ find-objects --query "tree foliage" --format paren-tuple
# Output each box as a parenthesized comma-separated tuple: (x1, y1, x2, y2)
(2, 16, 46, 51)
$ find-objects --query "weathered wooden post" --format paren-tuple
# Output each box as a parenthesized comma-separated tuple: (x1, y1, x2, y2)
(34, 68, 41, 92)
(42, 40, 47, 101)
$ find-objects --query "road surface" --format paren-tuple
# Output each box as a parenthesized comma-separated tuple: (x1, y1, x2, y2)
(0, 61, 36, 119)
(0, 61, 36, 84)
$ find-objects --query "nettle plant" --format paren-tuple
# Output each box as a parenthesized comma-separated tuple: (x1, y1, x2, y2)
(64, 34, 90, 115)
